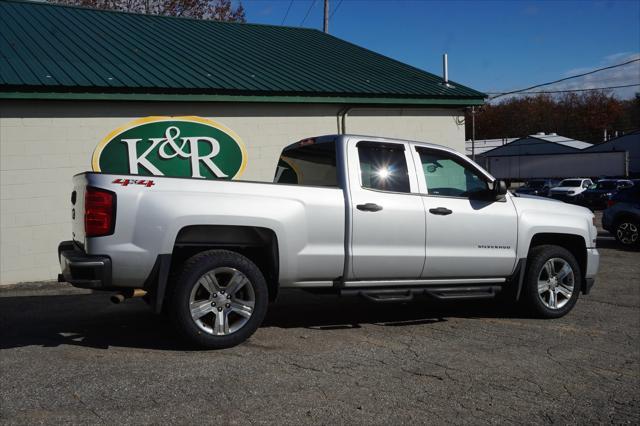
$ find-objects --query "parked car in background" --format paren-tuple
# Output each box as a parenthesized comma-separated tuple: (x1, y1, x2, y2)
(602, 185, 640, 249)
(578, 179, 634, 210)
(549, 178, 594, 202)
(515, 179, 560, 197)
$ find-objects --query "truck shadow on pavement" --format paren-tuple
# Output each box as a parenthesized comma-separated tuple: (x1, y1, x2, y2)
(0, 290, 524, 351)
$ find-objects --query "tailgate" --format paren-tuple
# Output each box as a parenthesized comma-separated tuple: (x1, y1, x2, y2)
(71, 174, 88, 245)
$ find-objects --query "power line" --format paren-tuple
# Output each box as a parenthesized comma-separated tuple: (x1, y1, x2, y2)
(330, 0, 344, 20)
(489, 58, 640, 99)
(300, 0, 317, 26)
(281, 0, 294, 25)
(488, 83, 640, 96)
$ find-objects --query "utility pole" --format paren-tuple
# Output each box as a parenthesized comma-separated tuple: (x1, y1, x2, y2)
(323, 0, 329, 33)
(471, 106, 476, 161)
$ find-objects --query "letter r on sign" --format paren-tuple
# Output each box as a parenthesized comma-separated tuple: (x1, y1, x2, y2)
(187, 137, 228, 178)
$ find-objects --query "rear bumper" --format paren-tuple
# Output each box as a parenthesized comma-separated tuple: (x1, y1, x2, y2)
(58, 240, 112, 289)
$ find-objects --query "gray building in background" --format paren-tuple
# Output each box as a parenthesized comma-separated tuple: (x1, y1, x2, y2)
(475, 132, 634, 180)
(465, 137, 517, 157)
(477, 132, 592, 158)
(584, 130, 640, 175)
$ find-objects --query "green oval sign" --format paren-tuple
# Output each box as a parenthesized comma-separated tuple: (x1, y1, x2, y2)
(92, 116, 247, 179)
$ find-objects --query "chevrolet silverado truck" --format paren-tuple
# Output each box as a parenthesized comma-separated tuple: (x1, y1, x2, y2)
(59, 135, 599, 348)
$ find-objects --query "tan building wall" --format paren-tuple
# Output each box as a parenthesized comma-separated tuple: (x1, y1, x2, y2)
(0, 100, 466, 285)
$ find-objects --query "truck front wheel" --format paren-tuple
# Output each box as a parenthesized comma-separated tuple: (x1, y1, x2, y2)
(522, 245, 581, 318)
(170, 250, 268, 349)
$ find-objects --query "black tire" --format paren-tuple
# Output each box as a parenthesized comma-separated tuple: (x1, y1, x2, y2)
(522, 245, 581, 319)
(169, 250, 268, 349)
(613, 217, 640, 249)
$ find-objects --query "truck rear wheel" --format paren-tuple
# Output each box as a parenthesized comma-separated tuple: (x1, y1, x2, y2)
(522, 245, 581, 318)
(170, 250, 268, 349)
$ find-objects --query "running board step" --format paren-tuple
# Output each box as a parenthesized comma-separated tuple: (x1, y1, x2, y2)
(341, 285, 502, 303)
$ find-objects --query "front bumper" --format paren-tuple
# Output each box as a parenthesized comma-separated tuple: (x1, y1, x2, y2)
(583, 247, 599, 295)
(58, 240, 112, 289)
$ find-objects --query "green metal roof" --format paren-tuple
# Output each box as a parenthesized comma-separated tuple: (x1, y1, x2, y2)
(0, 0, 486, 104)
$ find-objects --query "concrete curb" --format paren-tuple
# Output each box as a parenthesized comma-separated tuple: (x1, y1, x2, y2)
(0, 281, 93, 297)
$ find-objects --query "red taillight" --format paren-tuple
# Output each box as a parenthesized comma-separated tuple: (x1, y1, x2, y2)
(607, 199, 617, 208)
(85, 187, 115, 237)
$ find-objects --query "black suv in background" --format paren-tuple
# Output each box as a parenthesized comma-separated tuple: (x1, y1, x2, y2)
(579, 179, 634, 210)
(515, 179, 560, 197)
(602, 185, 640, 249)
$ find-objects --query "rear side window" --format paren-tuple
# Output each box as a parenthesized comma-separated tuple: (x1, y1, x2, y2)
(357, 142, 410, 193)
(274, 141, 338, 187)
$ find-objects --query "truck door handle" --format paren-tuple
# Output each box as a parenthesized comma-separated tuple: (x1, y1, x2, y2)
(429, 207, 452, 215)
(357, 203, 383, 212)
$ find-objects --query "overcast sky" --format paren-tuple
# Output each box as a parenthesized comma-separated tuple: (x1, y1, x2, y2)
(244, 0, 640, 99)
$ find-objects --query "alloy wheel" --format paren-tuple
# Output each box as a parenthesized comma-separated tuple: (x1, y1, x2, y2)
(189, 267, 255, 336)
(616, 222, 638, 245)
(537, 258, 575, 310)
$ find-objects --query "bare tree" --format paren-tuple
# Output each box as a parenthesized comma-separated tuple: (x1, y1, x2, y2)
(466, 91, 640, 144)
(48, 0, 246, 22)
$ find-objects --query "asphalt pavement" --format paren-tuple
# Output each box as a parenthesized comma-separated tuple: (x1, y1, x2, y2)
(1, 229, 638, 424)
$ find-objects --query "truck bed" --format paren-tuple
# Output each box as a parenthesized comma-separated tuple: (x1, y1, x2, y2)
(72, 172, 346, 288)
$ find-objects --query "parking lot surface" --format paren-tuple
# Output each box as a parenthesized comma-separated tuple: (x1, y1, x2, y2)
(1, 233, 639, 424)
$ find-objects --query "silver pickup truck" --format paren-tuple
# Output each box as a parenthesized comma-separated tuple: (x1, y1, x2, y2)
(59, 134, 599, 348)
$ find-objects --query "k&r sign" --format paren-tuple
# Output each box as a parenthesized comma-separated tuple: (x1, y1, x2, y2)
(92, 116, 247, 179)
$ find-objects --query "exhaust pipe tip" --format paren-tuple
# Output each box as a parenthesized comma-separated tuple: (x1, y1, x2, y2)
(110, 289, 146, 304)
(110, 293, 126, 304)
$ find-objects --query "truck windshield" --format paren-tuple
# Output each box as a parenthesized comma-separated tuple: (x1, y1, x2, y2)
(274, 141, 338, 187)
(526, 181, 546, 188)
(560, 180, 582, 187)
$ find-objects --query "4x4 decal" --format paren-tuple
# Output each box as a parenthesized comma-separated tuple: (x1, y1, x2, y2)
(112, 178, 155, 188)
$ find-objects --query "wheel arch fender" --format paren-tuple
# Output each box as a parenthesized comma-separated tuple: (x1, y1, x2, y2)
(612, 212, 640, 226)
(153, 224, 281, 313)
(525, 233, 589, 294)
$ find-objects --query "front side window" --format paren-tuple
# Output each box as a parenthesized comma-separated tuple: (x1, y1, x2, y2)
(274, 141, 338, 187)
(357, 142, 410, 193)
(417, 148, 488, 197)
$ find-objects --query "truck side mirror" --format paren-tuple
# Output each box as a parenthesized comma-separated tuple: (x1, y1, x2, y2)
(494, 180, 508, 200)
